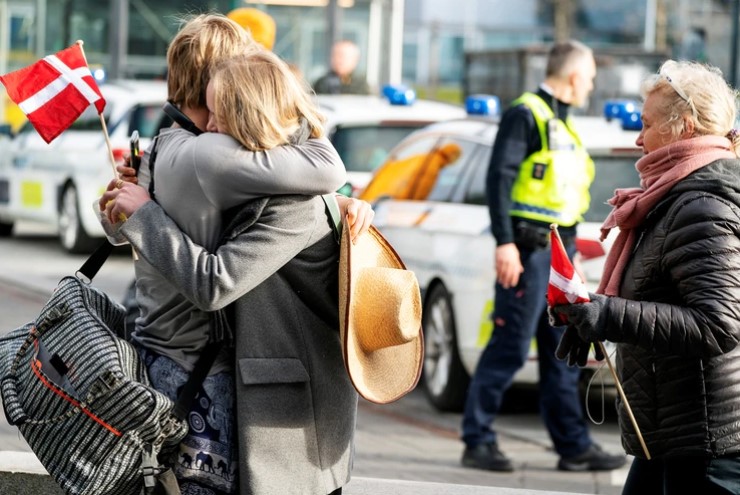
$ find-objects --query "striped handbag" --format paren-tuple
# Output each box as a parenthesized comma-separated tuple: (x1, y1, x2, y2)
(0, 274, 188, 495)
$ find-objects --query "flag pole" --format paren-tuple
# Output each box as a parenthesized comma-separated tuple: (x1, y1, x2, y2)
(75, 40, 118, 179)
(549, 224, 651, 460)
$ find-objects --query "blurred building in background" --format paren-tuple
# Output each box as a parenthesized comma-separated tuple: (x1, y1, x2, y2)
(0, 0, 738, 128)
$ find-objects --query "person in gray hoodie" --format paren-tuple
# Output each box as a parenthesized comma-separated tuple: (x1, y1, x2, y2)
(101, 15, 370, 495)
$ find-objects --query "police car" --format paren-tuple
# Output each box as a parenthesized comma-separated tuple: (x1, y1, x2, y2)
(366, 97, 643, 411)
(0, 80, 167, 253)
(316, 85, 468, 196)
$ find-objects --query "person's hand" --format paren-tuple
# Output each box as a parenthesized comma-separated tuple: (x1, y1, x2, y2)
(495, 243, 523, 288)
(337, 195, 374, 244)
(555, 326, 605, 367)
(116, 155, 139, 185)
(552, 293, 609, 342)
(98, 179, 151, 224)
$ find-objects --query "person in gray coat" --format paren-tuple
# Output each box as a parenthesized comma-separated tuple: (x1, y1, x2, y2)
(101, 16, 370, 495)
(552, 60, 740, 494)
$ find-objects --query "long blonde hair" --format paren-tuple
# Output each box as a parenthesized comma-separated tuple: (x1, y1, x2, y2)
(641, 59, 740, 156)
(209, 50, 325, 151)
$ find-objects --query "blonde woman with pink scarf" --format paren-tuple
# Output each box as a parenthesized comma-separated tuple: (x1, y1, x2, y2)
(552, 60, 740, 494)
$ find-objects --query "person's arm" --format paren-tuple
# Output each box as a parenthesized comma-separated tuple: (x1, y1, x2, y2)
(486, 105, 537, 245)
(157, 130, 346, 210)
(486, 105, 537, 288)
(117, 196, 318, 311)
(567, 194, 740, 358)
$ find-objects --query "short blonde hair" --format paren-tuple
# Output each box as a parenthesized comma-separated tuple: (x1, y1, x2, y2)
(167, 14, 256, 110)
(209, 50, 325, 151)
(642, 59, 740, 153)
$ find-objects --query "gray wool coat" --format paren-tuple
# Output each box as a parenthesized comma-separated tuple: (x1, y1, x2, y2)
(120, 194, 358, 495)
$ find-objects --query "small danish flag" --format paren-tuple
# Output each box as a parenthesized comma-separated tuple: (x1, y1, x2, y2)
(0, 41, 106, 143)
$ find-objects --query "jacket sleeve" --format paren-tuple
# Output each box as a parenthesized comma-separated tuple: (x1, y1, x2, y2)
(602, 193, 740, 358)
(187, 133, 346, 209)
(119, 197, 321, 311)
(486, 105, 537, 245)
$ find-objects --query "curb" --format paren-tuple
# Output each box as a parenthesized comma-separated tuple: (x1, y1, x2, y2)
(0, 451, 585, 495)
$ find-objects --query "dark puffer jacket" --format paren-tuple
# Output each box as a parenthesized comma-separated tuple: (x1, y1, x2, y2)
(598, 159, 740, 459)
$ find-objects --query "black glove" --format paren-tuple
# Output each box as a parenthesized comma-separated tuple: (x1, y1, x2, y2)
(555, 326, 606, 367)
(552, 292, 608, 342)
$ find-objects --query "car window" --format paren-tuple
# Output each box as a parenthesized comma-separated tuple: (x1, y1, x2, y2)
(16, 105, 112, 135)
(129, 104, 166, 138)
(585, 154, 641, 222)
(461, 144, 493, 205)
(426, 138, 479, 202)
(69, 104, 113, 131)
(331, 125, 423, 174)
(387, 134, 440, 161)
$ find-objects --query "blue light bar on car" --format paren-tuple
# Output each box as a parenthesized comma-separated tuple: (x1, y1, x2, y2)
(621, 111, 643, 131)
(604, 100, 642, 131)
(92, 67, 106, 83)
(465, 94, 500, 116)
(382, 84, 416, 106)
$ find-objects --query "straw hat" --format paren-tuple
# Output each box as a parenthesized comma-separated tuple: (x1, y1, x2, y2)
(338, 217, 423, 404)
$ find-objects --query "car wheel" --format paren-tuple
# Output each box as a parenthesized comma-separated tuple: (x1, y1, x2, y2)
(59, 184, 97, 253)
(0, 221, 12, 237)
(421, 283, 470, 412)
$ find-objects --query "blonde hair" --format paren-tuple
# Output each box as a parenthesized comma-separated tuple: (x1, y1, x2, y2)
(545, 40, 593, 79)
(642, 59, 740, 155)
(166, 14, 256, 110)
(209, 50, 325, 151)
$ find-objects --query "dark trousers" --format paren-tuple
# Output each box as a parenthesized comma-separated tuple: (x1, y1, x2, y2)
(623, 455, 740, 495)
(461, 241, 591, 458)
(329, 489, 342, 495)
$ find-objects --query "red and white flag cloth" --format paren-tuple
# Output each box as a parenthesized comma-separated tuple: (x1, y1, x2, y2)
(0, 42, 106, 143)
(547, 226, 590, 323)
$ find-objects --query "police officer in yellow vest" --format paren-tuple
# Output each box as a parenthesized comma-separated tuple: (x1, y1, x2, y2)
(461, 40, 626, 473)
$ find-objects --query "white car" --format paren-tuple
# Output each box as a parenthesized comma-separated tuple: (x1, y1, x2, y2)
(316, 89, 468, 196)
(0, 80, 167, 253)
(367, 102, 643, 411)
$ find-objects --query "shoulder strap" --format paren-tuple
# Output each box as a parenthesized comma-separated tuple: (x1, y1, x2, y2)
(512, 92, 554, 151)
(76, 239, 115, 282)
(322, 194, 342, 243)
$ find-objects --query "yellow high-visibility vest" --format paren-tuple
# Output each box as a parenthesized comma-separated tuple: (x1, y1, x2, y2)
(508, 92, 594, 226)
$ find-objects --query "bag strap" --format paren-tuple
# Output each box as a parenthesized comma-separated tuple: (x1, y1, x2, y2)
(170, 343, 220, 421)
(76, 239, 115, 282)
(77, 129, 225, 423)
(322, 194, 342, 243)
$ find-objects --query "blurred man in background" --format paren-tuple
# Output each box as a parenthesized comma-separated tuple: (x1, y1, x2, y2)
(313, 40, 370, 95)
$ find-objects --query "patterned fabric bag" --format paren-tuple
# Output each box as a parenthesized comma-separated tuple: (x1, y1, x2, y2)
(0, 275, 188, 495)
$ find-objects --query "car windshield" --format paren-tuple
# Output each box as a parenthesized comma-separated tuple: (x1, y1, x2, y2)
(585, 155, 641, 223)
(331, 125, 422, 174)
(18, 102, 164, 139)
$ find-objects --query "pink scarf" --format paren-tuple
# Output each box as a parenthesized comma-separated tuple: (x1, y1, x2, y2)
(597, 135, 736, 296)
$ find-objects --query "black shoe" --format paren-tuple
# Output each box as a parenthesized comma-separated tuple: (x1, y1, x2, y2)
(558, 443, 626, 472)
(461, 443, 515, 472)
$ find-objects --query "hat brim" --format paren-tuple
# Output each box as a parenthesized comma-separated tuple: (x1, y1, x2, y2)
(338, 221, 423, 404)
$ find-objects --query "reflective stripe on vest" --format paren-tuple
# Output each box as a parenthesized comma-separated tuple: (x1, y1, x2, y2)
(508, 92, 594, 226)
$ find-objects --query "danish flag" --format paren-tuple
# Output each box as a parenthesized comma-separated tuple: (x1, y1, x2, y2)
(547, 225, 590, 323)
(0, 42, 106, 143)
